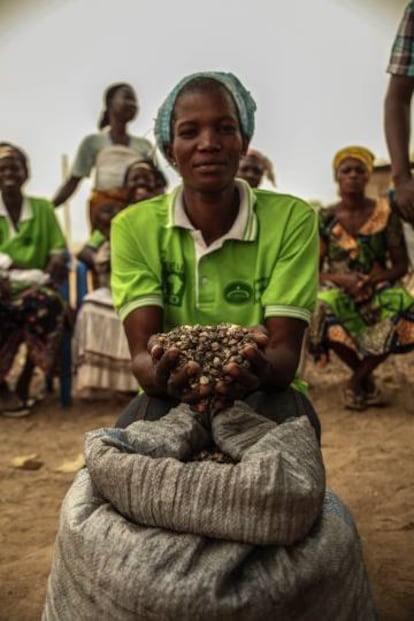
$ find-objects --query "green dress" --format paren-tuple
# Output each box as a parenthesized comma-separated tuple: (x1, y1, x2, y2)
(309, 197, 414, 358)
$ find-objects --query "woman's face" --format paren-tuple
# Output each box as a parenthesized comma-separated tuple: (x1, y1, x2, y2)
(335, 157, 369, 195)
(237, 154, 264, 188)
(125, 166, 156, 202)
(168, 85, 247, 193)
(0, 154, 27, 193)
(110, 85, 138, 123)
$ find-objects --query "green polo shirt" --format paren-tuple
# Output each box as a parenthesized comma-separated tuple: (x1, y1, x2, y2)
(111, 181, 318, 330)
(0, 196, 66, 269)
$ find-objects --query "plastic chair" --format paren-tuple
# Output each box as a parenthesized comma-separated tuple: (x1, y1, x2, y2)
(75, 260, 91, 309)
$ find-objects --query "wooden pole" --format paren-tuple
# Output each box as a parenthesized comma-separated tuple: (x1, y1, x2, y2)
(60, 154, 77, 306)
(61, 154, 72, 249)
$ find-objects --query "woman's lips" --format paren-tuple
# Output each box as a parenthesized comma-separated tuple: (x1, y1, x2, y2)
(194, 161, 226, 172)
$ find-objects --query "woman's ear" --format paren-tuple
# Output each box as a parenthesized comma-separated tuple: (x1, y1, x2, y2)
(166, 144, 176, 167)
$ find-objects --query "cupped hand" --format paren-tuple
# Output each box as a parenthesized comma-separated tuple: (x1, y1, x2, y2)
(214, 339, 270, 402)
(148, 337, 201, 400)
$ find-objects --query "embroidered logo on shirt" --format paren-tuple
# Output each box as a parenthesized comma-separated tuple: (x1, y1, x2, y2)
(224, 281, 253, 305)
(162, 261, 185, 306)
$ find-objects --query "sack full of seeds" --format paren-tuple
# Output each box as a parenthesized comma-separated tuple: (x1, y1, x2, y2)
(43, 402, 376, 620)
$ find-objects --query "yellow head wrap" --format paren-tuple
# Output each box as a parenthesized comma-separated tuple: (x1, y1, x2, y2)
(333, 146, 375, 174)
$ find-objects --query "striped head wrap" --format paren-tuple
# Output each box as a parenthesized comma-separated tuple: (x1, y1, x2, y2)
(333, 146, 375, 174)
(154, 71, 257, 161)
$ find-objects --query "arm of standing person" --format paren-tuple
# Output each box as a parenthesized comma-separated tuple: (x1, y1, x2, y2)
(384, 3, 414, 223)
(385, 75, 414, 222)
(52, 175, 81, 207)
(52, 135, 99, 207)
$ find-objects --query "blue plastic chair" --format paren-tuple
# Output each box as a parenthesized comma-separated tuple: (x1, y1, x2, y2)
(44, 279, 72, 408)
(75, 261, 90, 309)
(45, 257, 74, 408)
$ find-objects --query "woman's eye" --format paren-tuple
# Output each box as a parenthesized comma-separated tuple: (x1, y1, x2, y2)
(220, 124, 236, 133)
(178, 128, 197, 138)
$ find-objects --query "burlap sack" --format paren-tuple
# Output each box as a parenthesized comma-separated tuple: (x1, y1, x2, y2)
(43, 402, 376, 621)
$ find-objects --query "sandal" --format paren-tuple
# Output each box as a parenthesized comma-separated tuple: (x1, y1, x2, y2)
(1, 395, 36, 418)
(364, 387, 387, 407)
(342, 388, 366, 411)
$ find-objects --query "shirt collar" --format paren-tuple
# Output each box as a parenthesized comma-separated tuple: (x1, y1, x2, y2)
(166, 179, 257, 242)
(0, 194, 32, 221)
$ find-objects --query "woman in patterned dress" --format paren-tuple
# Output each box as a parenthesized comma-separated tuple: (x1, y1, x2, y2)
(309, 145, 414, 410)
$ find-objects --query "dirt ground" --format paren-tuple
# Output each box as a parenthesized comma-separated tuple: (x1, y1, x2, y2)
(0, 353, 413, 621)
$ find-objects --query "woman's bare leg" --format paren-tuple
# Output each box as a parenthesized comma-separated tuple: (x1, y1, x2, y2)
(330, 341, 387, 395)
(15, 357, 35, 402)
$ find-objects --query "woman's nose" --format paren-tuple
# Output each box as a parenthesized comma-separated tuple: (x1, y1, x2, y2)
(198, 129, 221, 150)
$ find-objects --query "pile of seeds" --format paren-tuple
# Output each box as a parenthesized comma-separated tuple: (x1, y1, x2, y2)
(154, 323, 258, 412)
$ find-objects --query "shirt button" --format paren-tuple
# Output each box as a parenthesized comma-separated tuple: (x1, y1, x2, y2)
(201, 276, 209, 285)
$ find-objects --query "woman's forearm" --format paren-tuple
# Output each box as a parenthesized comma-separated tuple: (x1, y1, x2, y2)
(370, 263, 408, 285)
(320, 272, 350, 288)
(131, 351, 167, 397)
(261, 343, 301, 391)
(52, 176, 81, 207)
(385, 76, 413, 184)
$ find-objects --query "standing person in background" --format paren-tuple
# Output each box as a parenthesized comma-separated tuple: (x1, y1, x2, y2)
(52, 83, 156, 228)
(0, 144, 67, 417)
(385, 2, 414, 223)
(237, 148, 276, 188)
(111, 71, 320, 439)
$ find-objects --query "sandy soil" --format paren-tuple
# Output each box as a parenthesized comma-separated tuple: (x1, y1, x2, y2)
(0, 353, 413, 621)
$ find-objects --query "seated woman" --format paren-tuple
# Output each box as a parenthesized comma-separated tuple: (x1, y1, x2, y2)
(73, 192, 134, 398)
(237, 148, 276, 188)
(72, 167, 160, 399)
(309, 145, 414, 410)
(0, 144, 67, 417)
(43, 73, 376, 621)
(110, 71, 320, 438)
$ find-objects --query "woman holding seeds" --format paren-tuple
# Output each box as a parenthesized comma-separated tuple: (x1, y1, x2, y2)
(110, 71, 321, 438)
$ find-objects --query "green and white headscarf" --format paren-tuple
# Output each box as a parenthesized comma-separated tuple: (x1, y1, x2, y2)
(154, 71, 257, 161)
